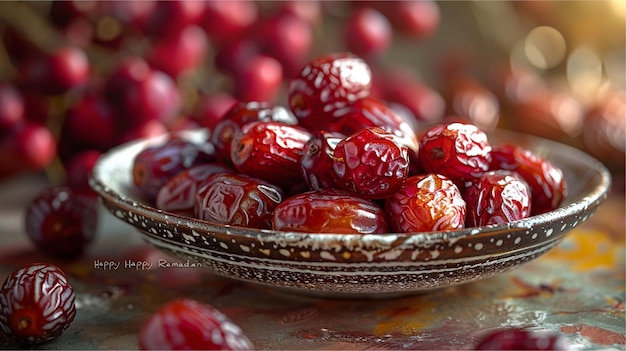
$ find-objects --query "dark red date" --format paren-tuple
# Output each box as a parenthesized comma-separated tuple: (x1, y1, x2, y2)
(490, 144, 566, 215)
(418, 122, 492, 185)
(385, 173, 466, 233)
(332, 127, 409, 199)
(194, 173, 283, 229)
(464, 170, 531, 227)
(272, 189, 389, 234)
(132, 136, 215, 201)
(299, 130, 345, 191)
(230, 121, 312, 189)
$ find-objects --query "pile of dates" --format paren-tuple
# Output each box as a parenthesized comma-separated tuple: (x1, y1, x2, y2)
(133, 52, 567, 235)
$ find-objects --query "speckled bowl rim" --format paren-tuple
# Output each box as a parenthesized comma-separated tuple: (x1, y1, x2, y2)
(90, 128, 612, 248)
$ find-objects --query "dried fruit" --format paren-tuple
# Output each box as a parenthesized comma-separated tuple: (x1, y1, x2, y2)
(272, 189, 389, 234)
(195, 173, 283, 229)
(132, 136, 215, 201)
(0, 263, 76, 344)
(25, 187, 98, 258)
(156, 163, 233, 213)
(418, 122, 492, 185)
(287, 52, 372, 131)
(331, 97, 420, 171)
(230, 121, 311, 189)
(332, 127, 409, 199)
(138, 299, 253, 350)
(299, 130, 345, 190)
(490, 144, 566, 215)
(474, 328, 570, 350)
(385, 173, 466, 233)
(211, 101, 297, 166)
(464, 170, 531, 227)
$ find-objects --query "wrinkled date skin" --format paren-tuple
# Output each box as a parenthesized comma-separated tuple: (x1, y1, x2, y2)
(156, 163, 233, 213)
(132, 137, 215, 201)
(287, 52, 372, 131)
(464, 170, 531, 227)
(385, 173, 466, 233)
(331, 97, 420, 171)
(299, 130, 345, 191)
(418, 122, 492, 185)
(490, 144, 566, 215)
(210, 101, 297, 166)
(194, 173, 283, 229)
(332, 127, 409, 199)
(230, 121, 312, 189)
(272, 189, 390, 234)
(0, 263, 76, 344)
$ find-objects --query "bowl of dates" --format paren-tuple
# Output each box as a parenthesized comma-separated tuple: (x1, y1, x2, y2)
(90, 122, 611, 297)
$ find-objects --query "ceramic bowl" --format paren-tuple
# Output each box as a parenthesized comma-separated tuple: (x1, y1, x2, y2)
(90, 129, 611, 297)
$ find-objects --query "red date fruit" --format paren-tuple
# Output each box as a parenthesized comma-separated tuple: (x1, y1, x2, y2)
(490, 144, 566, 215)
(385, 174, 466, 233)
(25, 187, 98, 258)
(331, 97, 420, 172)
(474, 328, 570, 350)
(210, 101, 297, 166)
(272, 189, 389, 234)
(18, 46, 89, 95)
(230, 121, 311, 189)
(233, 54, 284, 103)
(156, 163, 233, 213)
(194, 173, 283, 229)
(138, 299, 253, 350)
(287, 52, 372, 131)
(344, 7, 392, 57)
(0, 263, 76, 344)
(300, 130, 345, 190)
(418, 122, 492, 185)
(464, 170, 531, 227)
(332, 127, 409, 199)
(132, 137, 216, 201)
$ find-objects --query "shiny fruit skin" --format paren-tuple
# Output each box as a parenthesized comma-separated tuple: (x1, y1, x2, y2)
(474, 328, 570, 350)
(132, 137, 216, 201)
(331, 97, 420, 172)
(210, 101, 297, 166)
(418, 122, 492, 185)
(464, 170, 531, 227)
(332, 127, 409, 199)
(299, 130, 345, 191)
(138, 299, 253, 350)
(194, 173, 283, 229)
(272, 189, 389, 234)
(230, 121, 311, 189)
(0, 263, 76, 344)
(24, 187, 98, 258)
(490, 144, 566, 215)
(287, 52, 372, 131)
(385, 173, 466, 233)
(156, 163, 233, 213)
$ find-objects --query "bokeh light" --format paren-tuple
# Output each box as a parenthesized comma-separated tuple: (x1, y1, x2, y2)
(524, 26, 567, 70)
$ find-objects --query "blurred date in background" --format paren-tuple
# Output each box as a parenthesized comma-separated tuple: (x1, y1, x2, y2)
(0, 0, 623, 193)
